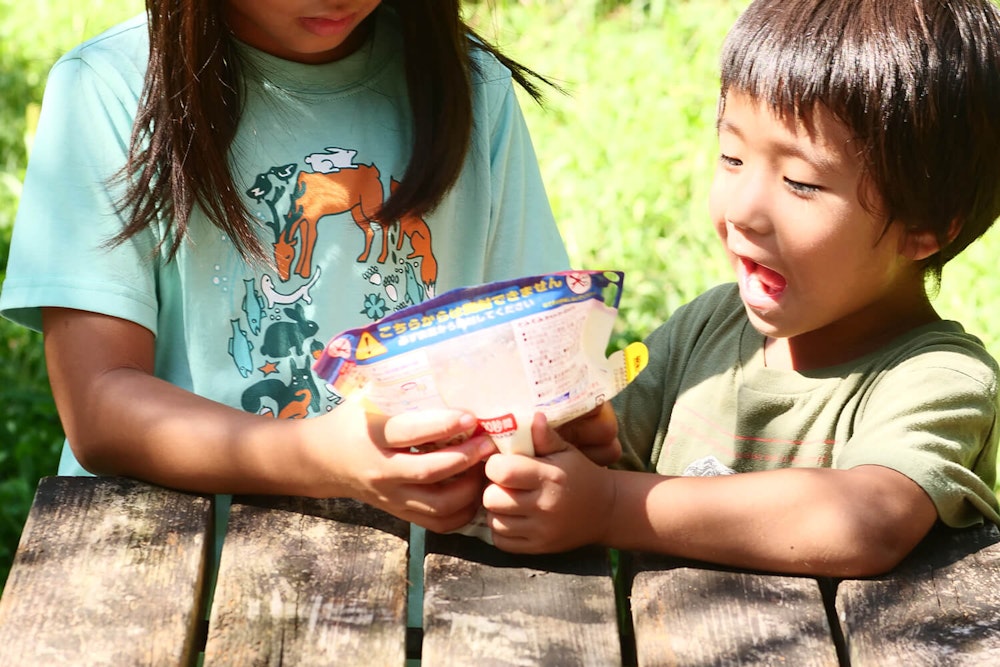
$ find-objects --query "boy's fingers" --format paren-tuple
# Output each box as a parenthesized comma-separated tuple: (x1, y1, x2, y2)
(556, 402, 617, 445)
(529, 412, 568, 457)
(482, 481, 524, 514)
(484, 452, 548, 490)
(577, 439, 622, 467)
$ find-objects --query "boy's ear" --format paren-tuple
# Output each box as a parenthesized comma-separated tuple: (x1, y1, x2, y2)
(900, 219, 961, 261)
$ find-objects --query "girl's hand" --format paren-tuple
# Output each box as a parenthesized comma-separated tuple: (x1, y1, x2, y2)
(555, 402, 621, 466)
(482, 413, 617, 553)
(316, 406, 496, 534)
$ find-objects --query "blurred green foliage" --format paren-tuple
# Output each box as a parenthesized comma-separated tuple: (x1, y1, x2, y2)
(468, 0, 740, 346)
(2, 0, 999, 587)
(0, 0, 145, 585)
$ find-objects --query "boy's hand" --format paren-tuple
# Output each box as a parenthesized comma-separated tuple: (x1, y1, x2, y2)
(556, 402, 622, 466)
(482, 413, 617, 553)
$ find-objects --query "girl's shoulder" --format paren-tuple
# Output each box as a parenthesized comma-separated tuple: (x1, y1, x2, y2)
(467, 38, 514, 87)
(51, 13, 149, 92)
(43, 13, 149, 105)
(60, 13, 148, 65)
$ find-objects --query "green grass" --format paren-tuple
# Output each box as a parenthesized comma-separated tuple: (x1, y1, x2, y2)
(1, 0, 999, 585)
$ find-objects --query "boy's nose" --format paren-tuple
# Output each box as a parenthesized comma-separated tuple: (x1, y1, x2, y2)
(723, 173, 771, 235)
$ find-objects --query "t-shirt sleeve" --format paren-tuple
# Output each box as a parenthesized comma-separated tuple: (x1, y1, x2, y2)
(612, 318, 674, 471)
(477, 61, 569, 278)
(0, 47, 159, 334)
(836, 348, 1000, 528)
(611, 285, 744, 472)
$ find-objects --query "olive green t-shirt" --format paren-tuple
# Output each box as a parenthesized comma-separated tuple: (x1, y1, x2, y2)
(613, 283, 1000, 528)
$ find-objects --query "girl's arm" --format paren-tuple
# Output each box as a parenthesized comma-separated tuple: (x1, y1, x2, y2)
(42, 307, 495, 533)
(482, 414, 937, 577)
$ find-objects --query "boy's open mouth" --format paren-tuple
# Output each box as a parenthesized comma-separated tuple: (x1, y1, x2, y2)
(738, 257, 787, 308)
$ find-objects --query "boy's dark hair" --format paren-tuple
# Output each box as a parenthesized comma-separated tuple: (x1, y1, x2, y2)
(719, 0, 1000, 282)
(112, 0, 551, 264)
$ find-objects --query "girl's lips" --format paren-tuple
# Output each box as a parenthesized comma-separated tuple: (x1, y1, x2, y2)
(737, 257, 787, 310)
(299, 15, 353, 37)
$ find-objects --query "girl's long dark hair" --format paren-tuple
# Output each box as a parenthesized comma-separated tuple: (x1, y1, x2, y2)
(112, 0, 551, 263)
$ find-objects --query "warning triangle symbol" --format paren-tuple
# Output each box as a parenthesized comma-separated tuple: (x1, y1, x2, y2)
(356, 331, 388, 360)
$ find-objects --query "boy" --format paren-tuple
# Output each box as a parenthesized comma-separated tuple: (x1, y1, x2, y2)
(480, 0, 1000, 577)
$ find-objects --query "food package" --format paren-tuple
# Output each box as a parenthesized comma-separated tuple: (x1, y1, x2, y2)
(314, 270, 646, 452)
(313, 270, 648, 540)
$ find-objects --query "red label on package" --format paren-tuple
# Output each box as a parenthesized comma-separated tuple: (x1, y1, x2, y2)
(479, 414, 518, 437)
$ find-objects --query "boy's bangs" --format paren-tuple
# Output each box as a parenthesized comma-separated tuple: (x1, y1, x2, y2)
(717, 0, 921, 130)
(718, 2, 870, 123)
(719, 25, 825, 119)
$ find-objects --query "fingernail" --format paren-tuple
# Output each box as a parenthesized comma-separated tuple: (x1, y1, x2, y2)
(458, 413, 478, 431)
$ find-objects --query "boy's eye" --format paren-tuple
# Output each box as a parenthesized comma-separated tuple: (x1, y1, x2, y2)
(719, 153, 742, 167)
(784, 177, 821, 195)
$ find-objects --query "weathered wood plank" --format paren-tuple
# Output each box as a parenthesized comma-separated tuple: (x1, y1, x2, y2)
(203, 496, 409, 667)
(628, 554, 838, 667)
(0, 476, 212, 666)
(422, 533, 621, 666)
(837, 523, 1000, 666)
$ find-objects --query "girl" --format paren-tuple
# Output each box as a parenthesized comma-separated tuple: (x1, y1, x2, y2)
(0, 0, 619, 535)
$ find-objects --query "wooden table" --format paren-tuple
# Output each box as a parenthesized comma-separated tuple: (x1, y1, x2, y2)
(0, 476, 997, 666)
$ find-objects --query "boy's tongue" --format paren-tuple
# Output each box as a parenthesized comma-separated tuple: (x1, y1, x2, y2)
(740, 258, 786, 304)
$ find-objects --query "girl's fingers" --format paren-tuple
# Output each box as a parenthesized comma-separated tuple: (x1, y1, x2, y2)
(487, 511, 527, 535)
(398, 468, 484, 515)
(404, 495, 482, 534)
(395, 435, 496, 484)
(418, 507, 482, 535)
(375, 409, 479, 449)
(486, 513, 539, 553)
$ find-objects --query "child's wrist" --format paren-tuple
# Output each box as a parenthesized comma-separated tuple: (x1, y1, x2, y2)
(596, 468, 621, 547)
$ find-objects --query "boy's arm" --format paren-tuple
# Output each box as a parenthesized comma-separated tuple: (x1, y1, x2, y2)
(603, 463, 936, 576)
(483, 415, 937, 577)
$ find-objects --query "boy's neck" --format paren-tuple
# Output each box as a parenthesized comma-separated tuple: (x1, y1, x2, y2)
(763, 300, 942, 371)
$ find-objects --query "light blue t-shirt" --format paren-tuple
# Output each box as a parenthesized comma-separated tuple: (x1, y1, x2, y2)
(2, 7, 568, 446)
(0, 7, 569, 627)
